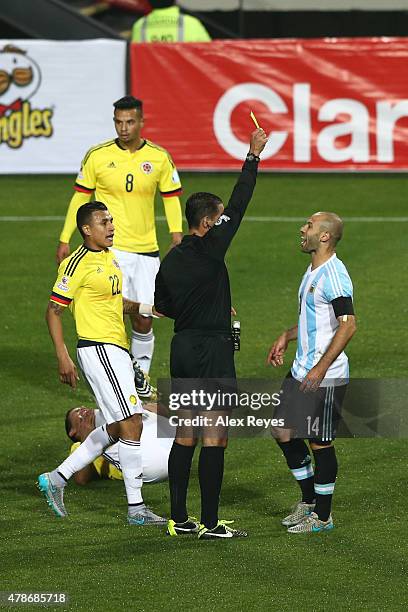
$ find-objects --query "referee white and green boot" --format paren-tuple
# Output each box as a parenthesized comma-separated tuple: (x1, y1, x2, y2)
(198, 520, 248, 540)
(37, 473, 67, 518)
(281, 501, 315, 527)
(167, 517, 200, 536)
(287, 512, 334, 534)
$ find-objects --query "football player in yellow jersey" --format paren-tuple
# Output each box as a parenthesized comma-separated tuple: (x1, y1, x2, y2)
(65, 405, 174, 486)
(37, 202, 166, 526)
(56, 96, 183, 375)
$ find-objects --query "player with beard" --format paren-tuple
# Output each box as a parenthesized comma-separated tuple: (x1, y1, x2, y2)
(267, 212, 356, 533)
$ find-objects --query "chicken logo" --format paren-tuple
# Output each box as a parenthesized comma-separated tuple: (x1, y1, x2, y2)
(0, 44, 53, 148)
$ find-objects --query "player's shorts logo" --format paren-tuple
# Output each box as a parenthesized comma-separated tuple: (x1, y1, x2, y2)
(129, 395, 137, 404)
(0, 44, 53, 149)
(141, 161, 153, 174)
(112, 260, 120, 269)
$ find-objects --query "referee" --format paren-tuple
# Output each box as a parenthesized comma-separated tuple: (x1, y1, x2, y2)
(155, 128, 268, 539)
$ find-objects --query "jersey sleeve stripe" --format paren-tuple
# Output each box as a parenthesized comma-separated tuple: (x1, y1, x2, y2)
(325, 263, 338, 297)
(82, 139, 115, 165)
(161, 188, 182, 198)
(328, 261, 342, 295)
(74, 183, 94, 194)
(50, 292, 71, 306)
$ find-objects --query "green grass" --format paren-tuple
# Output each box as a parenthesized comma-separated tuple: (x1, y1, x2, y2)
(0, 173, 407, 611)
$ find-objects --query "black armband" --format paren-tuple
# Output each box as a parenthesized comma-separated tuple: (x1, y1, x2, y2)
(331, 296, 354, 318)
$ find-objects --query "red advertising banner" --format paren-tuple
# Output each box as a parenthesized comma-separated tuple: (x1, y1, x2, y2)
(130, 38, 408, 171)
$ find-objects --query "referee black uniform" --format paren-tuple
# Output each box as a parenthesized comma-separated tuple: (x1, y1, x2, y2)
(155, 142, 265, 537)
(155, 155, 259, 375)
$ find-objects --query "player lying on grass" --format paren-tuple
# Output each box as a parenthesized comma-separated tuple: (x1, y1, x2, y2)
(37, 201, 165, 526)
(65, 404, 174, 485)
(267, 212, 356, 534)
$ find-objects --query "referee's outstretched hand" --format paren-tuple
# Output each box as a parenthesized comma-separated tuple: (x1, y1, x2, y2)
(249, 128, 268, 157)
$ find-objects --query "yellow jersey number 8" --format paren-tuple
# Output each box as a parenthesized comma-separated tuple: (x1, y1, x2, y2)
(126, 174, 134, 192)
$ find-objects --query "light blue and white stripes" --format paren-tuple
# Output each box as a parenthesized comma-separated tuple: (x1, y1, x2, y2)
(292, 254, 353, 384)
(291, 463, 314, 481)
(324, 257, 353, 302)
(314, 482, 336, 496)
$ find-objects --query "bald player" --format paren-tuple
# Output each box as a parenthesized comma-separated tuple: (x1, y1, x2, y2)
(267, 211, 356, 534)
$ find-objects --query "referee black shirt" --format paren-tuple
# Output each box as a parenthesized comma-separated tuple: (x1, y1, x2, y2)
(154, 158, 259, 333)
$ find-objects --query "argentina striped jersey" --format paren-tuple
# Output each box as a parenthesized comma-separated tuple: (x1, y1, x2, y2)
(291, 254, 353, 386)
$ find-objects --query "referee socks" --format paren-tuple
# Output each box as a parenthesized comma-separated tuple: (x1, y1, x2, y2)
(277, 439, 315, 504)
(168, 442, 196, 524)
(199, 446, 225, 530)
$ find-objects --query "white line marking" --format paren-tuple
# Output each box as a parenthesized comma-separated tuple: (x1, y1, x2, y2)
(0, 216, 407, 223)
(0, 216, 65, 221)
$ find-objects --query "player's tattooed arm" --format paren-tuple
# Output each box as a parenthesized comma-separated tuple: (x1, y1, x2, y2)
(122, 299, 163, 317)
(122, 298, 141, 315)
(48, 301, 64, 316)
(46, 300, 79, 389)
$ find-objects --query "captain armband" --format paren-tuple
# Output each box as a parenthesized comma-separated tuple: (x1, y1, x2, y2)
(331, 296, 354, 319)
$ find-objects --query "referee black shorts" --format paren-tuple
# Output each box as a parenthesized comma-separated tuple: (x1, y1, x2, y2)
(170, 330, 236, 411)
(274, 372, 347, 443)
(170, 330, 236, 379)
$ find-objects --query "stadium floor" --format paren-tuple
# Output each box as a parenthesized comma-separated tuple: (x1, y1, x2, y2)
(1, 173, 407, 610)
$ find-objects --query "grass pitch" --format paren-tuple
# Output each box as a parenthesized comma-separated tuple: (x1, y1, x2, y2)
(0, 172, 407, 611)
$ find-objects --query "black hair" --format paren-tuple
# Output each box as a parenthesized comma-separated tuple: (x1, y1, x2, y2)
(185, 192, 223, 229)
(150, 0, 174, 8)
(113, 95, 143, 115)
(76, 201, 108, 238)
(65, 408, 79, 443)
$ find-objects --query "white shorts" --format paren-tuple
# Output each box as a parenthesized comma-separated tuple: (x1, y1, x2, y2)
(77, 344, 143, 424)
(111, 248, 160, 305)
(140, 412, 174, 483)
(96, 410, 174, 483)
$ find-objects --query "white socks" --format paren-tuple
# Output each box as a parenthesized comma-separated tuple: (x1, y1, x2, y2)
(131, 329, 154, 374)
(53, 425, 111, 483)
(118, 438, 143, 506)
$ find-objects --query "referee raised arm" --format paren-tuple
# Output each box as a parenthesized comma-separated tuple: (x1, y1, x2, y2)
(155, 128, 268, 540)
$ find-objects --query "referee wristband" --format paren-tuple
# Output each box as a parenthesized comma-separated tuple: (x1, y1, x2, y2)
(139, 303, 153, 316)
(246, 153, 260, 163)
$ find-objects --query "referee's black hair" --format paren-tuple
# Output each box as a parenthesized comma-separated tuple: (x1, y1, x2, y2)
(76, 201, 108, 238)
(185, 192, 223, 229)
(65, 409, 79, 443)
(113, 96, 143, 115)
